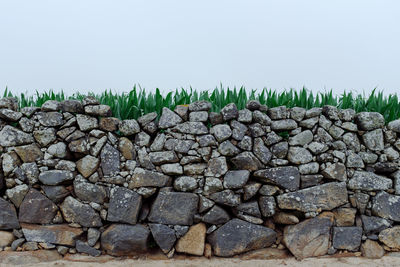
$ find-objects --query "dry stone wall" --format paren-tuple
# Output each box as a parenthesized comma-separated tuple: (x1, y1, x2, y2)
(1, 96, 400, 259)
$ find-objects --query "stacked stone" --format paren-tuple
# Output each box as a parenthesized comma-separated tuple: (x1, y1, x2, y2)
(0, 96, 400, 259)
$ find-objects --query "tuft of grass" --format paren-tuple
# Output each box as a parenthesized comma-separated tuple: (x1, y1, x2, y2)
(3, 86, 400, 122)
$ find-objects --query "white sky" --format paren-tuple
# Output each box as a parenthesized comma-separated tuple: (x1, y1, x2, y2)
(0, 0, 399, 96)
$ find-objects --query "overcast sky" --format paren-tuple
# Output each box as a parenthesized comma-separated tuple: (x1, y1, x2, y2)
(0, 0, 399, 96)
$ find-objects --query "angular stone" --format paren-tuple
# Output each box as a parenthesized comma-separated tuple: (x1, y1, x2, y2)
(321, 163, 347, 182)
(100, 143, 120, 176)
(0, 108, 22, 121)
(75, 155, 99, 178)
(47, 142, 67, 158)
(172, 122, 208, 135)
(372, 191, 400, 222)
(218, 140, 240, 156)
(277, 182, 348, 213)
(61, 100, 84, 113)
(38, 170, 74, 185)
(76, 240, 101, 257)
(379, 226, 400, 250)
(223, 170, 250, 189)
(149, 224, 176, 253)
(363, 129, 384, 151)
(253, 138, 272, 164)
(332, 227, 362, 251)
(254, 166, 300, 191)
(208, 219, 276, 257)
(107, 187, 142, 224)
(333, 208, 356, 226)
(210, 190, 240, 207)
(60, 196, 102, 227)
(189, 101, 212, 111)
(361, 215, 391, 234)
(355, 112, 385, 131)
(6, 184, 29, 208)
(0, 97, 18, 111)
(87, 228, 101, 247)
(289, 130, 313, 146)
(22, 223, 83, 246)
(361, 240, 385, 259)
(118, 119, 140, 135)
(273, 212, 299, 225)
(348, 171, 392, 191)
(0, 125, 34, 147)
(33, 128, 56, 146)
(14, 144, 43, 163)
(205, 157, 228, 178)
(148, 192, 198, 225)
(36, 112, 64, 127)
(101, 224, 150, 256)
(283, 212, 334, 259)
(73, 179, 107, 204)
(84, 104, 111, 117)
(0, 231, 15, 247)
(75, 114, 97, 131)
(158, 108, 182, 129)
(173, 176, 198, 192)
(220, 103, 238, 121)
(287, 147, 312, 164)
(202, 205, 230, 225)
(0, 198, 20, 230)
(129, 167, 171, 188)
(211, 124, 232, 142)
(259, 196, 276, 217)
(231, 152, 263, 171)
(388, 119, 400, 133)
(160, 163, 183, 175)
(19, 189, 58, 224)
(176, 223, 206, 256)
(42, 185, 70, 203)
(290, 107, 306, 121)
(252, 111, 271, 126)
(149, 151, 179, 165)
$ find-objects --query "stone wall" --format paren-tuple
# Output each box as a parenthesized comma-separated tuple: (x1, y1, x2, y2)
(1, 96, 400, 259)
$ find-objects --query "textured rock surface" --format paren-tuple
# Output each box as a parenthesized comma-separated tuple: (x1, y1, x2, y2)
(22, 223, 83, 246)
(175, 223, 207, 256)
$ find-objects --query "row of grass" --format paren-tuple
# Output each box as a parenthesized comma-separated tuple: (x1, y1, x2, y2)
(2, 86, 400, 122)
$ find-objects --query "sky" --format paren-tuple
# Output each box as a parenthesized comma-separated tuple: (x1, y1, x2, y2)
(0, 0, 399, 96)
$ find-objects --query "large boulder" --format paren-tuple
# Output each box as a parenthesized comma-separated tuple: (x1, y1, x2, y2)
(107, 187, 142, 224)
(277, 182, 348, 213)
(101, 224, 150, 256)
(0, 198, 19, 230)
(148, 192, 198, 225)
(22, 223, 83, 246)
(283, 212, 334, 259)
(254, 166, 300, 191)
(207, 219, 276, 257)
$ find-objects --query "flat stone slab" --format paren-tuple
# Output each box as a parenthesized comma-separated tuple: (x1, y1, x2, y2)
(21, 223, 83, 246)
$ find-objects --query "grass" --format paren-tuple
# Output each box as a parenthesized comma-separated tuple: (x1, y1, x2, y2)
(2, 86, 400, 123)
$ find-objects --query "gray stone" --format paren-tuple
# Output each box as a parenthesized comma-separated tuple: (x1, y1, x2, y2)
(207, 219, 276, 257)
(60, 196, 102, 227)
(290, 107, 306, 121)
(300, 174, 323, 188)
(38, 170, 74, 185)
(299, 117, 319, 128)
(0, 109, 22, 121)
(220, 103, 238, 121)
(378, 226, 400, 250)
(253, 110, 271, 125)
(223, 170, 250, 189)
(289, 130, 313, 146)
(321, 163, 347, 182)
(270, 119, 297, 131)
(173, 176, 198, 192)
(149, 151, 179, 165)
(18, 189, 58, 224)
(199, 195, 215, 213)
(84, 104, 111, 117)
(100, 143, 120, 176)
(61, 100, 84, 113)
(197, 134, 217, 147)
(0, 125, 34, 147)
(372, 191, 400, 222)
(42, 185, 70, 203)
(0, 97, 18, 110)
(36, 112, 64, 127)
(218, 140, 240, 156)
(388, 119, 400, 133)
(203, 177, 223, 195)
(268, 106, 287, 119)
(348, 171, 392, 191)
(87, 228, 101, 246)
(332, 227, 362, 251)
(298, 162, 319, 175)
(118, 119, 140, 135)
(101, 224, 150, 256)
(243, 182, 262, 200)
(172, 121, 208, 135)
(202, 205, 230, 225)
(149, 224, 176, 253)
(73, 179, 107, 204)
(21, 223, 83, 246)
(137, 112, 157, 126)
(361, 215, 391, 234)
(355, 112, 385, 131)
(107, 187, 142, 224)
(238, 109, 252, 123)
(42, 100, 61, 111)
(76, 155, 99, 178)
(6, 184, 29, 208)
(231, 152, 263, 171)
(283, 212, 334, 259)
(129, 168, 171, 188)
(246, 100, 261, 111)
(248, 123, 265, 137)
(76, 240, 101, 256)
(210, 190, 241, 207)
(211, 124, 232, 142)
(231, 120, 247, 140)
(253, 138, 272, 164)
(346, 151, 364, 168)
(259, 196, 276, 217)
(277, 182, 348, 213)
(362, 129, 384, 151)
(47, 142, 67, 158)
(322, 105, 339, 120)
(235, 201, 261, 217)
(271, 141, 289, 158)
(0, 198, 20, 230)
(148, 192, 198, 225)
(76, 114, 97, 131)
(205, 157, 228, 177)
(254, 166, 300, 191)
(161, 163, 183, 175)
(189, 100, 212, 111)
(287, 147, 312, 164)
(158, 107, 182, 129)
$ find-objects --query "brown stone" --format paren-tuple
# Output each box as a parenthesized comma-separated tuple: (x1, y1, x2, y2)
(333, 207, 357, 226)
(379, 226, 400, 250)
(204, 243, 212, 258)
(99, 117, 120, 131)
(21, 223, 83, 246)
(0, 231, 15, 247)
(119, 137, 136, 160)
(14, 144, 44, 163)
(273, 212, 299, 225)
(283, 212, 334, 259)
(0, 250, 61, 265)
(18, 188, 58, 224)
(237, 247, 290, 260)
(361, 240, 385, 259)
(175, 223, 206, 256)
(76, 155, 99, 178)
